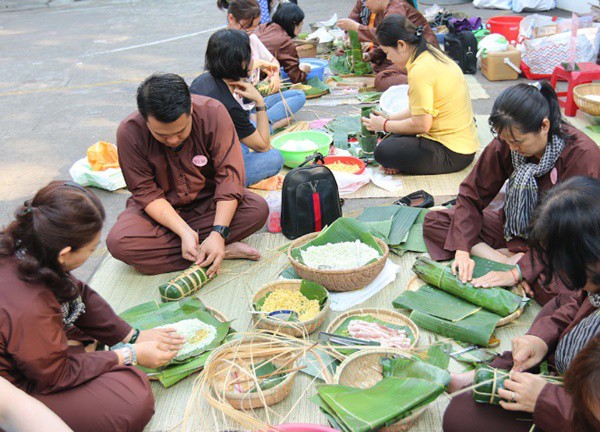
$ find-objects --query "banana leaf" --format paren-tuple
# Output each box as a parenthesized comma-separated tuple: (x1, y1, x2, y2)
(254, 280, 328, 310)
(158, 264, 215, 302)
(421, 343, 452, 369)
(356, 91, 382, 103)
(290, 217, 383, 264)
(412, 256, 525, 317)
(305, 77, 330, 96)
(470, 255, 517, 278)
(452, 342, 498, 364)
(380, 356, 451, 387)
(357, 205, 401, 240)
(315, 377, 445, 432)
(249, 360, 288, 392)
(473, 365, 510, 405)
(280, 265, 301, 280)
(395, 209, 429, 253)
(409, 308, 501, 347)
(357, 205, 422, 246)
(393, 284, 482, 322)
(297, 350, 339, 381)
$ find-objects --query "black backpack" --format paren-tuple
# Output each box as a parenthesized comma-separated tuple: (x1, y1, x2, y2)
(281, 153, 342, 240)
(444, 30, 477, 74)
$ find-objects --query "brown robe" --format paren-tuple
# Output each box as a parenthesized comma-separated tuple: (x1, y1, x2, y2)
(0, 257, 153, 432)
(255, 23, 307, 84)
(106, 95, 268, 275)
(423, 125, 600, 306)
(348, 0, 439, 91)
(443, 294, 600, 432)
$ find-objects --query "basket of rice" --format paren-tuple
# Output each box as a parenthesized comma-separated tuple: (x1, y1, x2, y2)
(252, 280, 330, 337)
(287, 218, 389, 292)
(574, 83, 600, 117)
(204, 333, 299, 409)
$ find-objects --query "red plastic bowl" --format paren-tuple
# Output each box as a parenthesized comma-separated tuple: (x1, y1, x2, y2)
(486, 16, 524, 45)
(323, 156, 366, 175)
(260, 424, 340, 432)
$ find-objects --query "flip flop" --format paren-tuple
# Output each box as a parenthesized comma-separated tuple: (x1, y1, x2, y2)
(394, 190, 434, 208)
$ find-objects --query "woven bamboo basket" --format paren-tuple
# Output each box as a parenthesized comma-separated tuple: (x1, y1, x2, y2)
(206, 306, 228, 323)
(251, 280, 330, 337)
(287, 234, 389, 292)
(204, 335, 298, 410)
(294, 39, 318, 58)
(325, 308, 419, 352)
(574, 83, 600, 116)
(405, 275, 526, 327)
(333, 348, 427, 431)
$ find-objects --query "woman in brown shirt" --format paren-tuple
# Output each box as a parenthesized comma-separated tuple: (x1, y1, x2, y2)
(0, 181, 184, 432)
(255, 3, 311, 84)
(424, 82, 600, 306)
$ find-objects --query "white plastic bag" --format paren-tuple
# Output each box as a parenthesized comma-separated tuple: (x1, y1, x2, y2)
(473, 0, 512, 10)
(513, 0, 555, 13)
(332, 171, 370, 196)
(477, 34, 509, 58)
(69, 157, 126, 191)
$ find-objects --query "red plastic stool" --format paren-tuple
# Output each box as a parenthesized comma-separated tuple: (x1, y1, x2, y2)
(550, 62, 600, 116)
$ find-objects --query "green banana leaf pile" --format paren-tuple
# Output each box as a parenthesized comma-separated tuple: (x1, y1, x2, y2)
(329, 30, 373, 76)
(303, 77, 330, 96)
(313, 356, 449, 432)
(119, 298, 234, 388)
(357, 205, 427, 255)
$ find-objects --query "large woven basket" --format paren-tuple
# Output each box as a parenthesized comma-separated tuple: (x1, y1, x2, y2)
(574, 83, 600, 116)
(287, 233, 389, 292)
(404, 275, 526, 327)
(204, 335, 298, 410)
(325, 308, 419, 353)
(333, 348, 427, 431)
(251, 280, 330, 337)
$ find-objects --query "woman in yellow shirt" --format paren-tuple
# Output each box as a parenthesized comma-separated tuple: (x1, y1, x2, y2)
(362, 14, 478, 175)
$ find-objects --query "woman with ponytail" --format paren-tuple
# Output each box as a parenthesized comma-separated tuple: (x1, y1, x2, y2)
(361, 14, 478, 175)
(0, 181, 186, 431)
(423, 81, 600, 306)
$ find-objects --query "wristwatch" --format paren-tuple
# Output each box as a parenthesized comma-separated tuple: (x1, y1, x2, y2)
(211, 225, 230, 240)
(255, 104, 267, 112)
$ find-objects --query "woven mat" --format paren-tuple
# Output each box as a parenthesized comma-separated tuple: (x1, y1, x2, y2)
(465, 74, 490, 100)
(565, 109, 600, 145)
(90, 217, 538, 431)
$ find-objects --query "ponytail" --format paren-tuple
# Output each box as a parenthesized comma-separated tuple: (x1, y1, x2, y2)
(217, 0, 260, 22)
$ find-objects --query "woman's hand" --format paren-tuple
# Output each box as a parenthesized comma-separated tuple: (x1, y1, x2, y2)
(180, 229, 200, 262)
(255, 59, 280, 77)
(498, 372, 548, 413)
(299, 63, 312, 73)
(134, 341, 181, 369)
(451, 250, 475, 283)
(337, 19, 360, 32)
(196, 231, 226, 277)
(268, 73, 281, 94)
(511, 335, 549, 372)
(361, 113, 386, 132)
(137, 328, 186, 345)
(231, 81, 264, 104)
(472, 270, 517, 288)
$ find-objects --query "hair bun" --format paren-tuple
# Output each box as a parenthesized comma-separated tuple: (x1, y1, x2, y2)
(415, 26, 424, 38)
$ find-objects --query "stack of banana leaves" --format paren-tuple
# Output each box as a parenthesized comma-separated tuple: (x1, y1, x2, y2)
(325, 115, 361, 150)
(118, 298, 234, 388)
(357, 205, 428, 255)
(393, 256, 529, 347)
(312, 355, 450, 432)
(329, 30, 373, 76)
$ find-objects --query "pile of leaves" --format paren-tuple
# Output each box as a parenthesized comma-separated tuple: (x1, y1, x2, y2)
(329, 30, 373, 76)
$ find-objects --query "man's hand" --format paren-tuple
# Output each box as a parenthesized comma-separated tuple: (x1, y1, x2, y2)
(511, 335, 548, 372)
(180, 229, 200, 262)
(451, 250, 475, 283)
(197, 231, 226, 277)
(337, 19, 360, 32)
(498, 372, 548, 413)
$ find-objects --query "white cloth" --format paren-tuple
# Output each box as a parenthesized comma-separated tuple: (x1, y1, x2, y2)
(329, 260, 399, 311)
(367, 166, 403, 192)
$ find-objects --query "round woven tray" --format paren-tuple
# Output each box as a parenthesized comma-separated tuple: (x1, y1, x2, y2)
(334, 348, 427, 431)
(204, 335, 297, 410)
(404, 275, 526, 327)
(252, 280, 330, 337)
(306, 89, 329, 99)
(287, 234, 389, 292)
(574, 83, 600, 116)
(325, 308, 419, 352)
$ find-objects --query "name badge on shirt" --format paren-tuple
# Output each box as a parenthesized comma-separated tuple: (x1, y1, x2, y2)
(550, 167, 558, 185)
(193, 155, 208, 167)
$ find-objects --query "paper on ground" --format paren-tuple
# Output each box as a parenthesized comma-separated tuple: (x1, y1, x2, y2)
(367, 166, 403, 192)
(329, 260, 399, 311)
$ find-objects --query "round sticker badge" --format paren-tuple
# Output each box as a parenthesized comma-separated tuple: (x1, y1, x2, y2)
(550, 167, 558, 185)
(193, 155, 208, 167)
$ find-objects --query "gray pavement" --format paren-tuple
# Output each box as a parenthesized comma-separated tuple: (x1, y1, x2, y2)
(0, 0, 568, 281)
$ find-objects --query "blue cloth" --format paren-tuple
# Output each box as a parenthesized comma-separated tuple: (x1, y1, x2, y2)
(258, 0, 271, 24)
(264, 90, 306, 124)
(241, 144, 284, 187)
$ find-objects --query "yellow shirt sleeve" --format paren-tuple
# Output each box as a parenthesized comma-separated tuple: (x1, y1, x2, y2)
(408, 64, 439, 118)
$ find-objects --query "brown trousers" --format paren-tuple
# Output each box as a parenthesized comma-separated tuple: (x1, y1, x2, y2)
(107, 191, 268, 275)
(34, 365, 154, 432)
(373, 63, 408, 92)
(423, 208, 565, 306)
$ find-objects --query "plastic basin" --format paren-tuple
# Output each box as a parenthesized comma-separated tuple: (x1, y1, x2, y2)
(323, 156, 366, 175)
(380, 84, 409, 116)
(281, 58, 329, 82)
(271, 130, 331, 168)
(486, 16, 524, 45)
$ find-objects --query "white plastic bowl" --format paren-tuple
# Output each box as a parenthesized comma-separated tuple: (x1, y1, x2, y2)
(380, 85, 409, 116)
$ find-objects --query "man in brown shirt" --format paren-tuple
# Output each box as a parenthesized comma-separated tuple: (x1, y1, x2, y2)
(107, 73, 268, 275)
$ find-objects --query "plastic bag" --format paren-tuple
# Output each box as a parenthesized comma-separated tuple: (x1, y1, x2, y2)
(69, 157, 126, 191)
(477, 34, 509, 58)
(473, 0, 511, 10)
(512, 0, 555, 13)
(87, 141, 119, 171)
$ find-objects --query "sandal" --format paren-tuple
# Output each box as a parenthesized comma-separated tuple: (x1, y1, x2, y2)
(394, 190, 434, 208)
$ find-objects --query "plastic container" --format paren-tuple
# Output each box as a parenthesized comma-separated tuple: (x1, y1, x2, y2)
(265, 191, 282, 233)
(323, 155, 366, 174)
(271, 130, 332, 168)
(485, 16, 524, 45)
(481, 45, 521, 81)
(380, 84, 409, 116)
(280, 58, 328, 82)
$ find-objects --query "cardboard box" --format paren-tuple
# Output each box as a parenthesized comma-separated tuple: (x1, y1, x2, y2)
(481, 46, 521, 81)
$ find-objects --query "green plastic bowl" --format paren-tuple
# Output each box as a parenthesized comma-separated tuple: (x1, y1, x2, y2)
(271, 131, 332, 168)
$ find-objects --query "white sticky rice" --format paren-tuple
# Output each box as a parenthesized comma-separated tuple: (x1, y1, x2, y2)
(300, 240, 381, 270)
(280, 139, 318, 152)
(158, 318, 217, 361)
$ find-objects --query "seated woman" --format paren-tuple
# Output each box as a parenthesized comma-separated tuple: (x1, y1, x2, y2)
(255, 0, 297, 24)
(423, 82, 600, 306)
(217, 0, 306, 129)
(191, 29, 284, 186)
(443, 176, 600, 432)
(338, 0, 438, 91)
(361, 15, 477, 175)
(0, 181, 185, 432)
(255, 3, 311, 84)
